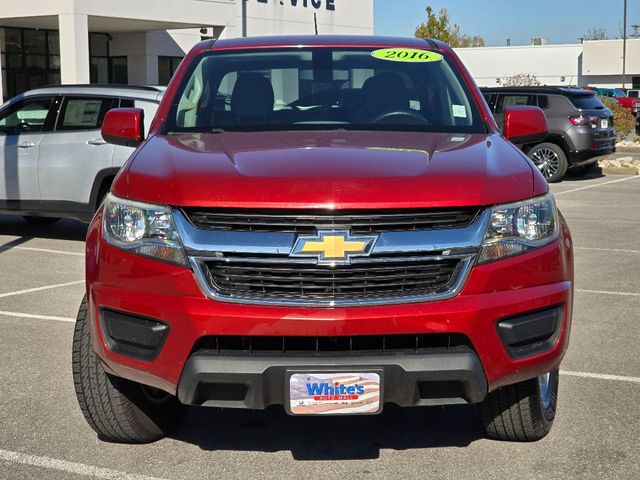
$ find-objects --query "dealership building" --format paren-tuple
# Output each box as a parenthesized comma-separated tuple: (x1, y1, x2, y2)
(0, 0, 373, 102)
(455, 38, 640, 89)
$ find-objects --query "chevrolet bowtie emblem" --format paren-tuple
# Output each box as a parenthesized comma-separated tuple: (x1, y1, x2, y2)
(291, 230, 378, 265)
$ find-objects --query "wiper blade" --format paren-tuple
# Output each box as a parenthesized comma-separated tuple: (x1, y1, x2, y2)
(164, 128, 227, 135)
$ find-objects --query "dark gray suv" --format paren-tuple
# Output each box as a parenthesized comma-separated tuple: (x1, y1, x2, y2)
(482, 87, 616, 182)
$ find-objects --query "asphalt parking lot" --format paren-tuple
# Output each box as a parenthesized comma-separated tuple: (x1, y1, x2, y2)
(1, 171, 639, 480)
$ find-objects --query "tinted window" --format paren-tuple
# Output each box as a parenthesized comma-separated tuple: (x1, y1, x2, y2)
(57, 97, 116, 130)
(0, 96, 54, 134)
(167, 47, 485, 134)
(495, 94, 534, 114)
(537, 95, 549, 109)
(569, 94, 605, 110)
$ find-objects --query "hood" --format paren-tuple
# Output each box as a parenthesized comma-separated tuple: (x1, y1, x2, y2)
(118, 130, 542, 209)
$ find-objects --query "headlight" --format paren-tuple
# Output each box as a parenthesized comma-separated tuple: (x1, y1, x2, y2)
(102, 194, 188, 267)
(478, 193, 559, 264)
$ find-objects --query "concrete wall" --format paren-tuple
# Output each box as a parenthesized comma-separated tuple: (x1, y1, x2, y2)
(121, 0, 374, 84)
(455, 39, 640, 89)
(0, 0, 236, 28)
(0, 0, 373, 93)
(455, 44, 583, 87)
(223, 0, 374, 38)
(582, 38, 640, 84)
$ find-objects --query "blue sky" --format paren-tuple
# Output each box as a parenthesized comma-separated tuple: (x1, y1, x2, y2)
(374, 0, 640, 46)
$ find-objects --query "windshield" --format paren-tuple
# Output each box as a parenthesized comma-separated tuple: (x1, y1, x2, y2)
(166, 47, 484, 134)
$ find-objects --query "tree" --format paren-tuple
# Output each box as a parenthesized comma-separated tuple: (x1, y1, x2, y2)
(583, 28, 608, 41)
(503, 73, 541, 87)
(415, 7, 485, 48)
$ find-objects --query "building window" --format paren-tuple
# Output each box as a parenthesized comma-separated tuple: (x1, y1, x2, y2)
(158, 56, 183, 86)
(1, 28, 128, 101)
(89, 33, 110, 84)
(1, 28, 61, 100)
(109, 57, 128, 84)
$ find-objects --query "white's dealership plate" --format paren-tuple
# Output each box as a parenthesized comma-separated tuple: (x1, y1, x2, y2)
(601, 119, 609, 129)
(289, 372, 381, 415)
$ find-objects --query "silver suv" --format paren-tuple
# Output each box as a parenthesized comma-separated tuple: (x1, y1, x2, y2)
(0, 85, 164, 224)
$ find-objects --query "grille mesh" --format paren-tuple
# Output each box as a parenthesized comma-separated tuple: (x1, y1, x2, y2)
(184, 207, 480, 234)
(203, 255, 461, 303)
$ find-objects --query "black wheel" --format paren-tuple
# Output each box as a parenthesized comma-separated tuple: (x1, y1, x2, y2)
(23, 216, 59, 225)
(479, 369, 559, 442)
(566, 162, 598, 177)
(72, 297, 186, 443)
(528, 143, 568, 183)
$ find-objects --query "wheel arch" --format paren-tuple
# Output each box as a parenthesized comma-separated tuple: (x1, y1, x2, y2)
(524, 133, 570, 158)
(89, 168, 120, 212)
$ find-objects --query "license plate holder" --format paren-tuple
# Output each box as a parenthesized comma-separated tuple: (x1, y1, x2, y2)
(286, 371, 383, 416)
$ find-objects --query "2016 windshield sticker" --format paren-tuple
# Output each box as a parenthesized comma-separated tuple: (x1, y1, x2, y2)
(371, 48, 444, 63)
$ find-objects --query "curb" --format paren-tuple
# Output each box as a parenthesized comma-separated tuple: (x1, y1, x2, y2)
(616, 146, 640, 153)
(600, 166, 639, 176)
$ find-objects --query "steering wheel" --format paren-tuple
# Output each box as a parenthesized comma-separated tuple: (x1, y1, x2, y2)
(18, 120, 33, 132)
(371, 110, 430, 125)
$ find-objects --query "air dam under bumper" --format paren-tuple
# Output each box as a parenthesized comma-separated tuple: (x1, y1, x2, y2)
(177, 349, 488, 409)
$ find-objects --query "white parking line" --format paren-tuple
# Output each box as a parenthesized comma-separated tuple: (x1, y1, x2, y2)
(576, 288, 640, 298)
(575, 247, 640, 254)
(0, 448, 169, 480)
(3, 246, 85, 257)
(0, 280, 84, 299)
(554, 175, 640, 196)
(0, 310, 75, 322)
(562, 370, 640, 384)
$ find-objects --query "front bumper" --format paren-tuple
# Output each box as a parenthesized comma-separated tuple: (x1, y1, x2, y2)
(86, 210, 574, 406)
(178, 349, 487, 408)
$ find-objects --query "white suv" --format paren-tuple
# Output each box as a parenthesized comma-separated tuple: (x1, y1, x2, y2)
(0, 85, 164, 224)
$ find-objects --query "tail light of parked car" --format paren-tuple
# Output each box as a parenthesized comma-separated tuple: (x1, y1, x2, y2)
(569, 115, 599, 127)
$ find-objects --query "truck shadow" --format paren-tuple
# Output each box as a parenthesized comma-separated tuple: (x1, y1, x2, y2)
(171, 404, 484, 460)
(0, 215, 87, 243)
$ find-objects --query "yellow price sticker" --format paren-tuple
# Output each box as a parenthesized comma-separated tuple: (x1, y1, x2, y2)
(371, 48, 444, 63)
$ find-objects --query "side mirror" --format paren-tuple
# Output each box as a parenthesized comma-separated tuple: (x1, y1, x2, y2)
(503, 106, 548, 145)
(101, 108, 145, 148)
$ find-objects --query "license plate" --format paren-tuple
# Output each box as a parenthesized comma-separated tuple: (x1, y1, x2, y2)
(601, 119, 609, 129)
(289, 372, 381, 415)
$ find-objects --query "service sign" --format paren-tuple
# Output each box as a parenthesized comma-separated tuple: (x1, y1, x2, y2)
(256, 0, 336, 11)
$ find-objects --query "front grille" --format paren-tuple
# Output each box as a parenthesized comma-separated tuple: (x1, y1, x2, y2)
(183, 207, 480, 234)
(192, 333, 473, 356)
(201, 254, 463, 304)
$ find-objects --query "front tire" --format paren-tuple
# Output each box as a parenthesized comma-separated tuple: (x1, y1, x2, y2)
(480, 369, 559, 442)
(528, 143, 568, 183)
(72, 297, 186, 443)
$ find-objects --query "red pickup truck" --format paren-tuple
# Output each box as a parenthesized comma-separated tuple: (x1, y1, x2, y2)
(594, 87, 639, 116)
(73, 36, 573, 444)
